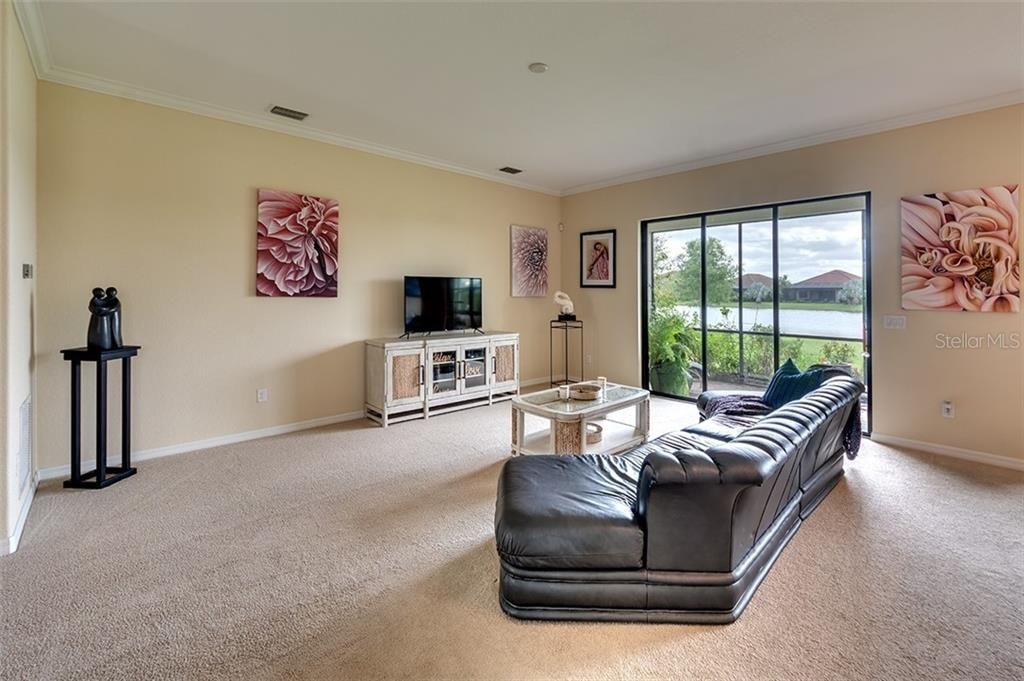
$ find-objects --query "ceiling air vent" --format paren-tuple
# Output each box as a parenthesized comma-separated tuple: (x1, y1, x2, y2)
(269, 105, 309, 121)
(498, 166, 523, 175)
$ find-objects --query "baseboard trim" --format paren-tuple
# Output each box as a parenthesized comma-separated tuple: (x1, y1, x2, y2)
(36, 410, 367, 482)
(35, 380, 553, 483)
(3, 476, 38, 555)
(870, 433, 1024, 472)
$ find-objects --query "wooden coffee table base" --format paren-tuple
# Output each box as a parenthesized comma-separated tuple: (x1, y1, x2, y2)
(554, 421, 583, 455)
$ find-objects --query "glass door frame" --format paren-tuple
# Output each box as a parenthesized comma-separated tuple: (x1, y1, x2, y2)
(640, 191, 873, 434)
(426, 345, 460, 399)
(459, 343, 490, 395)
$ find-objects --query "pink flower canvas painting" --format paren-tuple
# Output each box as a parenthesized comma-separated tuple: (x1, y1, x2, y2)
(901, 185, 1019, 312)
(257, 189, 339, 297)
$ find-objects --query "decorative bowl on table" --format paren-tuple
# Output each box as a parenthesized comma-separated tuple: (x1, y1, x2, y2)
(569, 382, 602, 401)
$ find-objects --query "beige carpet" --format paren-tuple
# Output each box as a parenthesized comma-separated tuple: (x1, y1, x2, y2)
(2, 397, 1023, 681)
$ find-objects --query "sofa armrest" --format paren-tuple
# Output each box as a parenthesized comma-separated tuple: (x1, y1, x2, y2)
(640, 444, 776, 489)
(641, 449, 721, 485)
(639, 480, 749, 572)
(635, 439, 789, 572)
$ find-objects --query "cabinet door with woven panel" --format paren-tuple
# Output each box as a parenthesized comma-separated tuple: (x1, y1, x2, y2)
(491, 340, 519, 391)
(386, 349, 425, 406)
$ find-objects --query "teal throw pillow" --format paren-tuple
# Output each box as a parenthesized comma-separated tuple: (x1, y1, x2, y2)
(763, 360, 824, 409)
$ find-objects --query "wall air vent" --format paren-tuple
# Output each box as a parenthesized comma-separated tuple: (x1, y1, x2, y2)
(269, 105, 309, 121)
(498, 166, 523, 175)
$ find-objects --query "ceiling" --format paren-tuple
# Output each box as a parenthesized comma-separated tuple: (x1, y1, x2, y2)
(15, 2, 1024, 195)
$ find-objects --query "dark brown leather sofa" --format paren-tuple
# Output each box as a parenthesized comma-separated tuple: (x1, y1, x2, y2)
(494, 375, 864, 623)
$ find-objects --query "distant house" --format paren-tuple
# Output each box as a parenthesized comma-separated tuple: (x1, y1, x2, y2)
(734, 273, 773, 299)
(784, 269, 861, 303)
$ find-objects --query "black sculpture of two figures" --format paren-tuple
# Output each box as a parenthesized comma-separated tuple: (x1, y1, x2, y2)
(87, 287, 123, 350)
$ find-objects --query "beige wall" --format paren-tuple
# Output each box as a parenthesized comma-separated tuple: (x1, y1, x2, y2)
(32, 81, 1024, 472)
(562, 104, 1024, 462)
(0, 0, 9, 538)
(36, 83, 560, 470)
(2, 1, 37, 543)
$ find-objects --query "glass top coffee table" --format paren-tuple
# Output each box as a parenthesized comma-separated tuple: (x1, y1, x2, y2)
(511, 383, 650, 456)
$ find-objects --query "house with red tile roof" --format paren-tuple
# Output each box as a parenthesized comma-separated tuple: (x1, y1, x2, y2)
(784, 270, 862, 303)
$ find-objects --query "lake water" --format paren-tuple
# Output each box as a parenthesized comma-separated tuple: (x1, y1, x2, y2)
(677, 305, 863, 339)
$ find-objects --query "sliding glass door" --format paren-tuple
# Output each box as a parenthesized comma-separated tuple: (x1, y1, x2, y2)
(648, 217, 703, 398)
(642, 194, 871, 431)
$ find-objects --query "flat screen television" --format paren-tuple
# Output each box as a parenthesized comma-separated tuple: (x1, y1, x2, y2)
(404, 276, 482, 334)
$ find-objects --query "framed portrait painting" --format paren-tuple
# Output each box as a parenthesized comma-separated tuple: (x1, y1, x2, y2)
(580, 229, 616, 288)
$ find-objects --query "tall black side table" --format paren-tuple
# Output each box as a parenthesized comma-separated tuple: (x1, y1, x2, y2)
(60, 345, 141, 489)
(549, 319, 584, 386)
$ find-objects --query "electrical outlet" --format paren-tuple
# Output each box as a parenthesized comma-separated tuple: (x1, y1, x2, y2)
(941, 401, 954, 418)
(586, 354, 592, 366)
(257, 388, 269, 403)
(22, 264, 33, 279)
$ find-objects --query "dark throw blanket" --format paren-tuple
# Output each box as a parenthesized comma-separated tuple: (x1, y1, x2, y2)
(843, 406, 862, 460)
(704, 395, 773, 419)
(705, 394, 863, 459)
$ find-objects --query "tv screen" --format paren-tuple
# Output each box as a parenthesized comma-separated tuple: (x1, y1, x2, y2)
(404, 276, 482, 333)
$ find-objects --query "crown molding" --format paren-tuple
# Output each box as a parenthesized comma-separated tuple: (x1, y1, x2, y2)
(11, 1, 49, 76)
(561, 89, 1024, 196)
(14, 0, 1024, 199)
(39, 65, 563, 196)
(13, 0, 561, 197)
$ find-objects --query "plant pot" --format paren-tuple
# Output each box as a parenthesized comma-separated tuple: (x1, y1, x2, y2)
(651, 361, 688, 395)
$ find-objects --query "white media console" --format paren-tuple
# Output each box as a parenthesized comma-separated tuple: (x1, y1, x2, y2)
(364, 331, 520, 427)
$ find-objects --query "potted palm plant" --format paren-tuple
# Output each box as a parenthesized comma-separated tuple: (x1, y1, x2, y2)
(648, 308, 699, 395)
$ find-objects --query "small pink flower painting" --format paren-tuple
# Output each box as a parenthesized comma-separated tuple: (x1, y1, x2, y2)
(257, 189, 339, 297)
(510, 224, 548, 297)
(901, 185, 1019, 312)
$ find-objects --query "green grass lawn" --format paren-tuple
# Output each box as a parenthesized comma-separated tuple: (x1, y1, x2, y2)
(786, 337, 865, 376)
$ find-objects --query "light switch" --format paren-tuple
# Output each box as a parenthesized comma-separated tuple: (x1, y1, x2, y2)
(883, 315, 906, 330)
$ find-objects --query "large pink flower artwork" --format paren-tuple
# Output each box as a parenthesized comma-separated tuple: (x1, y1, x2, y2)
(901, 185, 1019, 312)
(257, 189, 339, 297)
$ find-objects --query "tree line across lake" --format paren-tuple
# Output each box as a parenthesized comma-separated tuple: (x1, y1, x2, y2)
(660, 237, 863, 308)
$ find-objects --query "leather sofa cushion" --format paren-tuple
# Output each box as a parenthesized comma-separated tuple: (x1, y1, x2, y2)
(495, 453, 646, 570)
(684, 414, 763, 441)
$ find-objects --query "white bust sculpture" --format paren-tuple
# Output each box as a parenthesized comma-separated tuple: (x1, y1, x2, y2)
(554, 290, 574, 315)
